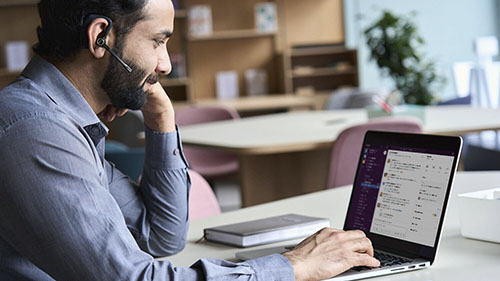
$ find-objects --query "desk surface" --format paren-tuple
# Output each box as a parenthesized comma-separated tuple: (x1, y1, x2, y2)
(166, 171, 500, 280)
(180, 106, 500, 154)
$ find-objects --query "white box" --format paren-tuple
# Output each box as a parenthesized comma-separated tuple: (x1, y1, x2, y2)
(188, 5, 213, 37)
(216, 71, 239, 100)
(5, 41, 29, 71)
(474, 36, 498, 57)
(458, 188, 500, 243)
(245, 69, 268, 96)
(255, 2, 277, 32)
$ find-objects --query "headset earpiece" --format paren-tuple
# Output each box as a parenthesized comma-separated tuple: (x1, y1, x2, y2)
(96, 37, 106, 47)
(82, 14, 133, 73)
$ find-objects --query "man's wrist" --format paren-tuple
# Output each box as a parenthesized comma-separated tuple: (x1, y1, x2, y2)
(143, 112, 175, 133)
(246, 254, 295, 281)
(143, 125, 188, 169)
(282, 252, 304, 281)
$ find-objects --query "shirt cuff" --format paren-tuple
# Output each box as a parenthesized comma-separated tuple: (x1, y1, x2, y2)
(144, 125, 189, 169)
(246, 254, 295, 281)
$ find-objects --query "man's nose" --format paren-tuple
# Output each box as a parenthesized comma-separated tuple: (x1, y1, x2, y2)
(156, 50, 172, 75)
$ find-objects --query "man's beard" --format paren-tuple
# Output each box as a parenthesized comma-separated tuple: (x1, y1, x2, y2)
(100, 41, 159, 110)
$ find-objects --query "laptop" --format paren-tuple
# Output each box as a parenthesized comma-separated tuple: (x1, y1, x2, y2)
(236, 131, 462, 280)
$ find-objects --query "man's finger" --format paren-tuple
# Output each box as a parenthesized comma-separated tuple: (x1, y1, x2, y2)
(352, 253, 380, 268)
(335, 230, 366, 241)
(117, 108, 128, 117)
(345, 237, 375, 257)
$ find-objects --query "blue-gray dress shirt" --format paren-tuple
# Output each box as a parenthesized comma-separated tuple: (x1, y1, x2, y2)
(0, 55, 294, 280)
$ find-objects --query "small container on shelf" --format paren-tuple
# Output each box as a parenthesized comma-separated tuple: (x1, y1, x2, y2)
(188, 5, 213, 37)
(255, 2, 277, 33)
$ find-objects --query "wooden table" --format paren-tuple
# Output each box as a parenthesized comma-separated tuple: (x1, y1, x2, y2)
(180, 105, 500, 206)
(166, 171, 500, 281)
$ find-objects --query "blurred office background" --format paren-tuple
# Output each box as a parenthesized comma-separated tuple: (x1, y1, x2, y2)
(2, 0, 500, 212)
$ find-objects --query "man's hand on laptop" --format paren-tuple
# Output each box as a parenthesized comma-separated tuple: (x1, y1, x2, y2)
(282, 228, 380, 281)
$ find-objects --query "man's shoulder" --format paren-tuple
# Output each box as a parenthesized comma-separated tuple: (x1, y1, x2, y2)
(0, 77, 70, 133)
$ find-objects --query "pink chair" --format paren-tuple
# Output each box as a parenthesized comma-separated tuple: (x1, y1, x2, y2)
(176, 105, 240, 180)
(326, 117, 423, 189)
(188, 169, 221, 221)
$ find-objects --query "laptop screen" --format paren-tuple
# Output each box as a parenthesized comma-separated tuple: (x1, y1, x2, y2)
(344, 131, 462, 262)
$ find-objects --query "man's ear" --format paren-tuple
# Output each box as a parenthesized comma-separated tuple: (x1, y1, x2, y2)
(87, 18, 113, 59)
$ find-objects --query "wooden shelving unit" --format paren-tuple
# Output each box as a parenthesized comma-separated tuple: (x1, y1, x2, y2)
(188, 29, 276, 41)
(0, 68, 21, 76)
(0, 0, 352, 113)
(290, 67, 357, 78)
(160, 77, 190, 87)
(0, 0, 38, 7)
(174, 9, 187, 18)
(0, 2, 39, 89)
(159, 77, 191, 102)
(0, 69, 21, 89)
(283, 46, 358, 93)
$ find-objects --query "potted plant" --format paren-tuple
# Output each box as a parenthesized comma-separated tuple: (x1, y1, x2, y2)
(364, 10, 444, 105)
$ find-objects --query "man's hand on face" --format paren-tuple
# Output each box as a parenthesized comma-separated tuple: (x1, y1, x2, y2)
(282, 228, 380, 281)
(98, 106, 128, 122)
(141, 82, 176, 133)
(99, 83, 175, 133)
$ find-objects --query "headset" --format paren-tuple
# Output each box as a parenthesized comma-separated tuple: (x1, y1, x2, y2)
(81, 14, 133, 73)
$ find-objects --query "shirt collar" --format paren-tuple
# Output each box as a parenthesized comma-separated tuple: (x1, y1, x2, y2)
(21, 54, 106, 131)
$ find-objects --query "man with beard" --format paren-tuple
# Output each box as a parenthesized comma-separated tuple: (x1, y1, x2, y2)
(0, 0, 379, 280)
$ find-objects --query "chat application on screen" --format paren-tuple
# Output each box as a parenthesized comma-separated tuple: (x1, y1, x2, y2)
(370, 150, 454, 246)
(345, 144, 455, 247)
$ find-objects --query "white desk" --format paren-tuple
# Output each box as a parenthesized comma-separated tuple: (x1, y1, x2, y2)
(180, 106, 500, 206)
(166, 171, 500, 280)
(184, 94, 319, 114)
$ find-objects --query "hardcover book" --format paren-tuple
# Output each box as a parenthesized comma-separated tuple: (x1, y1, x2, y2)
(204, 213, 330, 247)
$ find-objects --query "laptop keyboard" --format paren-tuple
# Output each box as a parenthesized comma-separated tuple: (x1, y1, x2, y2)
(351, 251, 411, 272)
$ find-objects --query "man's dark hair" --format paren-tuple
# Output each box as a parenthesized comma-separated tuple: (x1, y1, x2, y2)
(34, 0, 149, 61)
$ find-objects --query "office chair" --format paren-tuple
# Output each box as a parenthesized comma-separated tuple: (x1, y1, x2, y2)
(324, 88, 388, 110)
(176, 105, 240, 180)
(326, 117, 423, 189)
(105, 141, 145, 182)
(188, 169, 221, 221)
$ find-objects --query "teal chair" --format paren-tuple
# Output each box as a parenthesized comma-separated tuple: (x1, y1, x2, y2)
(105, 141, 145, 181)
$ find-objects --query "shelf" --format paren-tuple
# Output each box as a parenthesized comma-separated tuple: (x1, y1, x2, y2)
(174, 9, 187, 18)
(290, 67, 357, 78)
(159, 77, 190, 87)
(0, 0, 37, 7)
(290, 46, 351, 57)
(0, 69, 21, 76)
(188, 29, 276, 41)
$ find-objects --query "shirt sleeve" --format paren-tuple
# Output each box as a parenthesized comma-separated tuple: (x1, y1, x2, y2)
(0, 114, 295, 281)
(107, 125, 191, 257)
(194, 254, 295, 281)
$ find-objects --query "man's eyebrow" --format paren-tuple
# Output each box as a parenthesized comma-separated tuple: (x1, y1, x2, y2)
(156, 31, 173, 38)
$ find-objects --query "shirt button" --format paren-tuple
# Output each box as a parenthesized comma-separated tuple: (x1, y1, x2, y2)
(173, 148, 179, 155)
